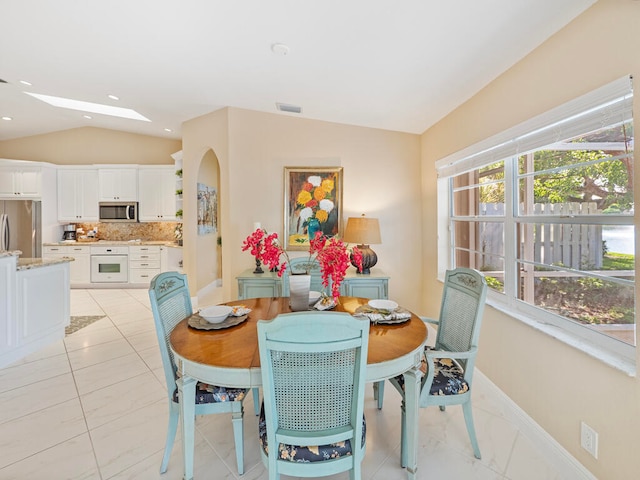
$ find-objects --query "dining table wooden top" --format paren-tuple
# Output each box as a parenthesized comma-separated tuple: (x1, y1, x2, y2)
(170, 296, 427, 372)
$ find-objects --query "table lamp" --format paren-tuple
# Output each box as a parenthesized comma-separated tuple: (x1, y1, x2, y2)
(343, 215, 381, 274)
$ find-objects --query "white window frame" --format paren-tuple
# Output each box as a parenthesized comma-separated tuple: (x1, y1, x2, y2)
(436, 76, 636, 373)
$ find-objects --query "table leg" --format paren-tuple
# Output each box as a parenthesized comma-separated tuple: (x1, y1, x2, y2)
(402, 366, 422, 480)
(177, 376, 196, 480)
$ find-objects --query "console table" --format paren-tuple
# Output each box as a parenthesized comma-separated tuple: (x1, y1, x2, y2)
(236, 269, 389, 300)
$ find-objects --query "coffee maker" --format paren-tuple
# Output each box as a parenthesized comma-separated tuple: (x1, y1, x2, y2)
(63, 224, 77, 241)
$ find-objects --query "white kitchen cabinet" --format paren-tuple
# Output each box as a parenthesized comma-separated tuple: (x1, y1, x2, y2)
(0, 167, 41, 198)
(1, 257, 70, 369)
(129, 245, 161, 284)
(0, 255, 16, 356)
(138, 166, 176, 221)
(16, 262, 69, 348)
(43, 245, 91, 285)
(57, 168, 99, 222)
(98, 168, 138, 201)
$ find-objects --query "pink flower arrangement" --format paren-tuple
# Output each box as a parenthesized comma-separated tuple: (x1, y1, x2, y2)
(242, 228, 363, 300)
(241, 228, 291, 274)
(309, 233, 363, 300)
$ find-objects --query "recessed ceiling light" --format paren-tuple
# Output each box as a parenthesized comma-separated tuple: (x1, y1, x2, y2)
(19, 80, 32, 86)
(164, 128, 172, 132)
(24, 92, 151, 122)
(276, 102, 302, 114)
(271, 43, 290, 56)
(83, 114, 92, 119)
(107, 94, 119, 101)
(2, 116, 12, 121)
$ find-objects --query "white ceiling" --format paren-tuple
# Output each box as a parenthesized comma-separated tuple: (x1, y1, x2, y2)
(0, 0, 596, 142)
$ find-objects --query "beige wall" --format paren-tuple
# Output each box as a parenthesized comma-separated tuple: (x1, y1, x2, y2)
(0, 126, 181, 165)
(181, 108, 230, 295)
(422, 1, 640, 478)
(181, 107, 423, 306)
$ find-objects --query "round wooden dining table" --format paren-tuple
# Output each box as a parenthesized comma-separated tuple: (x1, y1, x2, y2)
(170, 296, 427, 480)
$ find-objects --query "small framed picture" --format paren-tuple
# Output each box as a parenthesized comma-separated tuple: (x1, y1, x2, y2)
(197, 182, 217, 235)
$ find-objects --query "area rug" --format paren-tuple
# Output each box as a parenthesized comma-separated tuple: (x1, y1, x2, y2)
(66, 316, 107, 336)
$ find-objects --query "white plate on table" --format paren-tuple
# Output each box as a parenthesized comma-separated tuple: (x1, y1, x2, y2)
(309, 291, 321, 306)
(368, 299, 398, 311)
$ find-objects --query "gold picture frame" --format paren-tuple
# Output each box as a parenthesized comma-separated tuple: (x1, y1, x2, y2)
(283, 166, 343, 251)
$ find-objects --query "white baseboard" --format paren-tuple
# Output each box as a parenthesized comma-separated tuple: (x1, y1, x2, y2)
(475, 370, 596, 480)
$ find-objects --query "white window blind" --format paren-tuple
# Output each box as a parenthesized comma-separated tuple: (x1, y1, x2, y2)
(436, 75, 633, 178)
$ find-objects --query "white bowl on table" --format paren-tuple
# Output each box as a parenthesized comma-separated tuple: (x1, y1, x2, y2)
(309, 290, 321, 306)
(368, 299, 398, 311)
(199, 305, 233, 324)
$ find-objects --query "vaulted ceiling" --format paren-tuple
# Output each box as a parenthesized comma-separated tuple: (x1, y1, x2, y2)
(0, 0, 596, 141)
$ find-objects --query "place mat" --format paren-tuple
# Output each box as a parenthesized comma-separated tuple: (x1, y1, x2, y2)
(353, 305, 412, 325)
(188, 313, 248, 330)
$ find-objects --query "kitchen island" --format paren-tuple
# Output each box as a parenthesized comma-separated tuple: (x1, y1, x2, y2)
(0, 251, 72, 368)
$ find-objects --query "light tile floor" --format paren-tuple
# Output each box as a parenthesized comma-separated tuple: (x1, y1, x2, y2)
(0, 288, 564, 480)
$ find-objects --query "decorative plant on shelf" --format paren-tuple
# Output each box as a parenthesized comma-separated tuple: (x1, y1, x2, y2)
(175, 168, 183, 177)
(242, 228, 362, 300)
(176, 209, 183, 219)
(175, 189, 183, 196)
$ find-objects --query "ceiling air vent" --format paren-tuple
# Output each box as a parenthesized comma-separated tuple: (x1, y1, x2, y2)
(276, 102, 302, 114)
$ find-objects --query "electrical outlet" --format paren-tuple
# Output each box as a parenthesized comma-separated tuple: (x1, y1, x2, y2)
(581, 421, 599, 459)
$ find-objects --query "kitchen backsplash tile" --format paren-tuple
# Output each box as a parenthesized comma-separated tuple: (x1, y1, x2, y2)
(76, 222, 179, 242)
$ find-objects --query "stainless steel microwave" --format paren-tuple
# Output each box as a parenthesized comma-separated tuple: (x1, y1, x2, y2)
(98, 202, 139, 222)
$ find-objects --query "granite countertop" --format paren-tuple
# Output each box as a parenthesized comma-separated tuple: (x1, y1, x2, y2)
(17, 257, 74, 271)
(0, 250, 22, 258)
(43, 240, 181, 247)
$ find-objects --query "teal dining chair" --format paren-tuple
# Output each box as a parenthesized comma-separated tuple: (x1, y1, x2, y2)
(381, 268, 487, 462)
(257, 311, 370, 480)
(149, 271, 257, 475)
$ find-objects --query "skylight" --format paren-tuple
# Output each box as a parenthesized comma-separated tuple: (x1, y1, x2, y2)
(24, 92, 151, 122)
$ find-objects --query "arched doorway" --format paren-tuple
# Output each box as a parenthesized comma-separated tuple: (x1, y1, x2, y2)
(195, 149, 223, 300)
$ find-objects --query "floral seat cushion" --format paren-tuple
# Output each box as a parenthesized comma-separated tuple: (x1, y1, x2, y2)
(258, 403, 366, 462)
(395, 348, 469, 396)
(173, 383, 246, 404)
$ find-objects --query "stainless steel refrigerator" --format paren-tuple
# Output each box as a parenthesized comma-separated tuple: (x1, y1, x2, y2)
(0, 200, 42, 257)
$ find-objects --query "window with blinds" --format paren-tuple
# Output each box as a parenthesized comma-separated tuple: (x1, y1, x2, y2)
(436, 76, 635, 363)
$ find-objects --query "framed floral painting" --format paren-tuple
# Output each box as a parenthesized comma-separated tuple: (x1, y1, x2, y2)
(284, 166, 343, 250)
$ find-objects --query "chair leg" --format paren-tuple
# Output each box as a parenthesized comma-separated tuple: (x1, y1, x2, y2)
(373, 380, 385, 410)
(160, 401, 179, 473)
(252, 387, 260, 416)
(462, 401, 481, 459)
(268, 454, 280, 480)
(231, 404, 245, 474)
(350, 461, 362, 480)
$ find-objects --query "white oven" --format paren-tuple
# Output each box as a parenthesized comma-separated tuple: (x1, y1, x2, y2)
(90, 246, 129, 283)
